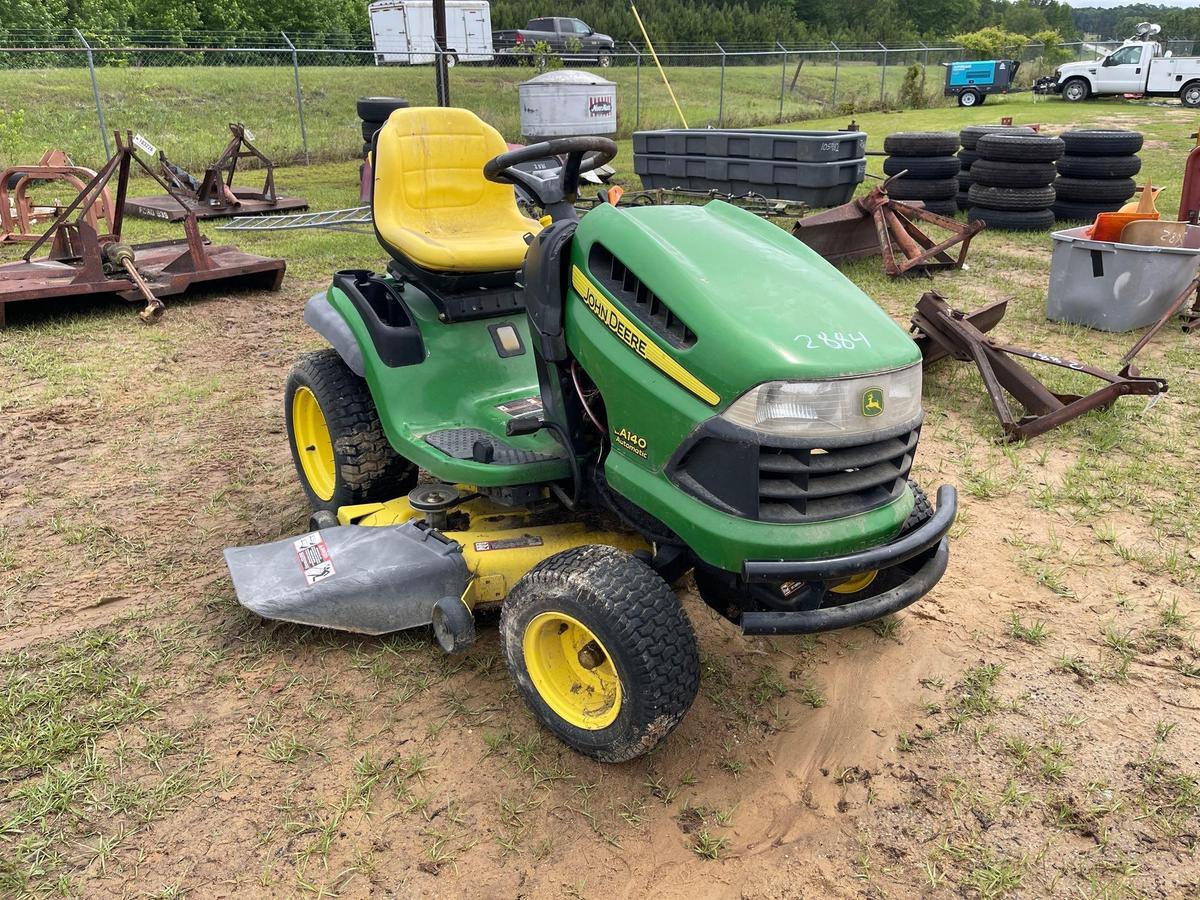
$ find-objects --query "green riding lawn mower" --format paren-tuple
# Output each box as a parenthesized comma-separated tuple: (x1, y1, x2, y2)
(224, 107, 957, 762)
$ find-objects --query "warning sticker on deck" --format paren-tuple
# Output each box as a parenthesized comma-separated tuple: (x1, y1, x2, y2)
(295, 532, 336, 585)
(473, 535, 544, 553)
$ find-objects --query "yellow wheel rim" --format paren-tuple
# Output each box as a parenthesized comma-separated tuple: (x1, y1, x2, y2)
(292, 386, 336, 502)
(522, 612, 622, 731)
(830, 570, 878, 595)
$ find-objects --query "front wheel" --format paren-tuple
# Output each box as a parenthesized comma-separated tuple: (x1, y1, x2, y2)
(500, 545, 700, 762)
(285, 349, 417, 512)
(1182, 81, 1200, 108)
(959, 89, 980, 107)
(597, 52, 612, 68)
(1062, 78, 1089, 102)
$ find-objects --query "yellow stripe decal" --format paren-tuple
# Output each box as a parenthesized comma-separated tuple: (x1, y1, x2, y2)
(571, 265, 719, 406)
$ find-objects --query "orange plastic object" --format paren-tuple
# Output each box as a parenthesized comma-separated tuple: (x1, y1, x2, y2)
(1089, 211, 1159, 242)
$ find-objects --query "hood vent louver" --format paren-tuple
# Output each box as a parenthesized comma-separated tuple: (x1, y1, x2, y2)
(587, 244, 696, 349)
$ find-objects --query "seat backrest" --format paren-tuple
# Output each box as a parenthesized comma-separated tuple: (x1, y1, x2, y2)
(373, 107, 516, 239)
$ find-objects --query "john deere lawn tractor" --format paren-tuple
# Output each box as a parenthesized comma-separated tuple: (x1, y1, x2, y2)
(224, 107, 957, 762)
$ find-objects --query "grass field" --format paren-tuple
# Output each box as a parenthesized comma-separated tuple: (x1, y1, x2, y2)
(2, 94, 1200, 897)
(1, 59, 941, 170)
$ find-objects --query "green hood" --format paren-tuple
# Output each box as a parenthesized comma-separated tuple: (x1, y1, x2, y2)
(573, 200, 920, 408)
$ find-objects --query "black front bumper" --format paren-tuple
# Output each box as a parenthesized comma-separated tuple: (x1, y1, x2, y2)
(1033, 77, 1062, 95)
(738, 485, 957, 635)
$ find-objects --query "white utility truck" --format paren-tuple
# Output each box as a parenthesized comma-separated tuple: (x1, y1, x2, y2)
(1035, 23, 1200, 107)
(368, 0, 493, 66)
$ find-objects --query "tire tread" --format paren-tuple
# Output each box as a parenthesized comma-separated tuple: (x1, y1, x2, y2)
(287, 349, 416, 510)
(501, 546, 700, 763)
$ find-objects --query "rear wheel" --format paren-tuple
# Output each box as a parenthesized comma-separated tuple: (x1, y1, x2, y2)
(285, 350, 417, 512)
(501, 545, 699, 762)
(958, 89, 980, 107)
(1183, 82, 1200, 108)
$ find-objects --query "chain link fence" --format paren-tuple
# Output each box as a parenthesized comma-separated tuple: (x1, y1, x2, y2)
(1, 31, 1193, 170)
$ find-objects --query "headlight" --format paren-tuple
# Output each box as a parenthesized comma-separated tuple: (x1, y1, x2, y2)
(720, 364, 922, 439)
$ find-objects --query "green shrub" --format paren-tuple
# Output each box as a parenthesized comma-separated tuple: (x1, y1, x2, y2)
(899, 64, 929, 109)
(952, 26, 1030, 60)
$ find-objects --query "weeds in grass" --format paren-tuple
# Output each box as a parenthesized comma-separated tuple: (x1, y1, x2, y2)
(870, 616, 901, 639)
(947, 664, 1003, 731)
(690, 830, 730, 860)
(1007, 614, 1049, 645)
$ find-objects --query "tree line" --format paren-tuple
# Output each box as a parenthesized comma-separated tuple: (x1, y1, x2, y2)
(1071, 4, 1200, 44)
(1, 0, 1083, 46)
(7, 0, 1184, 50)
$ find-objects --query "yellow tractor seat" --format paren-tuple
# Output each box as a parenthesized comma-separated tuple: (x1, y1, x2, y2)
(372, 108, 541, 274)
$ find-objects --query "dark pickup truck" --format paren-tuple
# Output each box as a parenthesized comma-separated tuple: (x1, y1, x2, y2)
(494, 17, 615, 66)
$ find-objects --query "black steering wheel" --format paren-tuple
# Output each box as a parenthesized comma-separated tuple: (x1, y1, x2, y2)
(484, 136, 617, 220)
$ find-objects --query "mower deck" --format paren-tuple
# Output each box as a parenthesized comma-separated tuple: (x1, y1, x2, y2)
(0, 226, 285, 325)
(0, 131, 286, 327)
(125, 123, 307, 222)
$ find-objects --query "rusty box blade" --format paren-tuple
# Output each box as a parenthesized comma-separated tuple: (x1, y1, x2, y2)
(793, 179, 983, 276)
(911, 291, 1167, 442)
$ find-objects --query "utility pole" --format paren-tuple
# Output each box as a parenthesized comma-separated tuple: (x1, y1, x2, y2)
(433, 0, 450, 106)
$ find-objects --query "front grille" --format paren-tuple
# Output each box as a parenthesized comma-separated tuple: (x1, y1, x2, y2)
(671, 428, 917, 523)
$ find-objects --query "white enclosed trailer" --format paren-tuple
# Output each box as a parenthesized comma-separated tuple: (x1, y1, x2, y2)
(368, 0, 494, 66)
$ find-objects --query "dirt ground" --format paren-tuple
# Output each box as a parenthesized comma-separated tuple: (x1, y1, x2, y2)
(3, 103, 1200, 899)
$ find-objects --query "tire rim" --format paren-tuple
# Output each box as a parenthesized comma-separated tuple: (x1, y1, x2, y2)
(1065, 83, 1085, 101)
(829, 570, 878, 595)
(523, 612, 621, 730)
(1187, 87, 1200, 106)
(962, 92, 977, 106)
(599, 55, 611, 67)
(292, 386, 336, 501)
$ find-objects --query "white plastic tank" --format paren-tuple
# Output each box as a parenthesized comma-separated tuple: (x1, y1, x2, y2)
(518, 69, 617, 139)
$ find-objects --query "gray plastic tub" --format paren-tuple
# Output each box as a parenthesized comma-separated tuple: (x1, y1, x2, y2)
(633, 129, 866, 162)
(633, 154, 865, 207)
(1046, 224, 1200, 332)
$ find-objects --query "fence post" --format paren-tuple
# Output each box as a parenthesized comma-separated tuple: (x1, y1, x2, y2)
(879, 41, 887, 107)
(281, 32, 310, 164)
(716, 42, 727, 127)
(831, 42, 840, 108)
(74, 29, 110, 160)
(920, 40, 929, 67)
(777, 41, 787, 122)
(629, 42, 641, 130)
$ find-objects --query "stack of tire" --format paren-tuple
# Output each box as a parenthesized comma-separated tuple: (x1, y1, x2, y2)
(956, 125, 1035, 211)
(1052, 129, 1144, 223)
(881, 132, 961, 218)
(966, 132, 1064, 231)
(358, 96, 409, 158)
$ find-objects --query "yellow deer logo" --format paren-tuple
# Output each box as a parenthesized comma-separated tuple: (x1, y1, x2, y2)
(862, 388, 884, 417)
